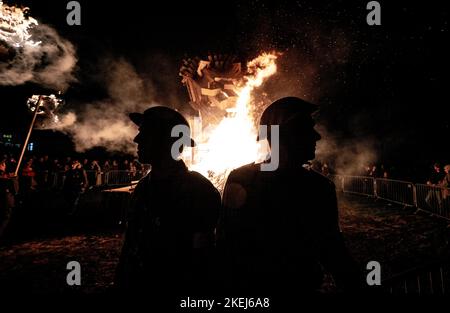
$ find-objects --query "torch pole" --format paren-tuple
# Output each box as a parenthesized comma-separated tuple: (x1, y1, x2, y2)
(14, 96, 41, 177)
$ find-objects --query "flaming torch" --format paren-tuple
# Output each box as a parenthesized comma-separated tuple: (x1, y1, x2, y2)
(0, 1, 41, 48)
(14, 94, 64, 176)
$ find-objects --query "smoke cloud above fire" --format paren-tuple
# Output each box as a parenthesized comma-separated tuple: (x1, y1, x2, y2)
(0, 1, 77, 91)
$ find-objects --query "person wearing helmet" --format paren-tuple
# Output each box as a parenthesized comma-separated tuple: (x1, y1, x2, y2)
(115, 106, 220, 296)
(217, 97, 362, 297)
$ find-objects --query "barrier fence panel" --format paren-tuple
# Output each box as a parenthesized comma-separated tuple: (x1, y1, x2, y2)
(49, 172, 66, 189)
(342, 176, 375, 197)
(85, 170, 100, 187)
(375, 179, 416, 207)
(330, 175, 450, 220)
(384, 261, 449, 294)
(104, 170, 132, 186)
(47, 170, 149, 188)
(416, 184, 450, 220)
(34, 170, 450, 221)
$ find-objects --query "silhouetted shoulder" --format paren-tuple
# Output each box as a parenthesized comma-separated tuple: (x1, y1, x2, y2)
(186, 170, 221, 197)
(227, 162, 260, 183)
(305, 169, 336, 191)
(183, 171, 221, 232)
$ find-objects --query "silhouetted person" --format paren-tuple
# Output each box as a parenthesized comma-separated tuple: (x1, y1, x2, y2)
(427, 163, 444, 186)
(20, 158, 36, 192)
(426, 163, 445, 208)
(63, 160, 87, 214)
(34, 156, 45, 189)
(218, 97, 362, 296)
(87, 160, 101, 188)
(0, 158, 7, 178)
(0, 158, 16, 238)
(115, 106, 220, 296)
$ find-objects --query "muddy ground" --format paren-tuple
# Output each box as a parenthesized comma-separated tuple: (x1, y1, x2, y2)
(0, 191, 449, 294)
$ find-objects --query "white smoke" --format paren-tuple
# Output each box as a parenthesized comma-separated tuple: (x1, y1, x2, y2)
(315, 124, 377, 175)
(56, 58, 158, 153)
(53, 111, 76, 129)
(0, 21, 77, 90)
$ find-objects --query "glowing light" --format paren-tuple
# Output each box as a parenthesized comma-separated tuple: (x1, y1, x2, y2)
(188, 52, 279, 191)
(27, 94, 63, 114)
(26, 94, 65, 129)
(0, 1, 41, 47)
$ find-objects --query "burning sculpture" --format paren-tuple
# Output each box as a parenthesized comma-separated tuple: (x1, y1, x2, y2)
(179, 52, 279, 191)
(180, 54, 243, 126)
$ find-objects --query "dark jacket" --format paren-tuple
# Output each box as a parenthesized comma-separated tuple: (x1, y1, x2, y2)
(115, 161, 220, 294)
(218, 162, 361, 293)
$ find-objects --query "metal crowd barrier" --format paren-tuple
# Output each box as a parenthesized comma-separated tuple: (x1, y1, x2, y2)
(342, 176, 375, 197)
(48, 170, 148, 189)
(383, 260, 449, 294)
(104, 170, 132, 186)
(329, 175, 450, 221)
(375, 179, 416, 207)
(415, 184, 450, 219)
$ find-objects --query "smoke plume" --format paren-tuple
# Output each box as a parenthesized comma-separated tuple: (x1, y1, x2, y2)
(315, 124, 378, 175)
(55, 58, 160, 153)
(0, 24, 77, 91)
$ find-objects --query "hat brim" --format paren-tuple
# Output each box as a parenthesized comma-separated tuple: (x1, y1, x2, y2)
(129, 112, 144, 126)
(129, 112, 197, 147)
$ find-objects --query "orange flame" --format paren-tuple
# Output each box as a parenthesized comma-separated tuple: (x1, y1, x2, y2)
(0, 1, 40, 47)
(186, 52, 279, 191)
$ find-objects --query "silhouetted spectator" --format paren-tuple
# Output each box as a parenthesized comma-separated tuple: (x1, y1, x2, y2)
(63, 160, 87, 214)
(115, 106, 220, 296)
(427, 163, 445, 186)
(34, 156, 45, 189)
(6, 156, 17, 176)
(65, 156, 72, 166)
(426, 163, 445, 209)
(86, 160, 101, 188)
(0, 169, 16, 237)
(380, 164, 389, 179)
(441, 164, 450, 204)
(321, 162, 330, 177)
(20, 158, 36, 192)
(103, 160, 111, 172)
(218, 97, 363, 296)
(369, 165, 381, 178)
(0, 158, 7, 178)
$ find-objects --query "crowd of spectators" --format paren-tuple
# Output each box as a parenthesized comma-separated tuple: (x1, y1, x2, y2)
(0, 153, 148, 192)
(310, 160, 450, 189)
(2, 154, 449, 193)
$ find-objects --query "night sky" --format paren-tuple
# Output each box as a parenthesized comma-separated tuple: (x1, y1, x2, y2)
(1, 0, 449, 172)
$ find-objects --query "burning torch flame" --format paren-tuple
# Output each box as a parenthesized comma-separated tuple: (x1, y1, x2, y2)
(189, 52, 279, 190)
(0, 1, 40, 47)
(27, 94, 64, 126)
